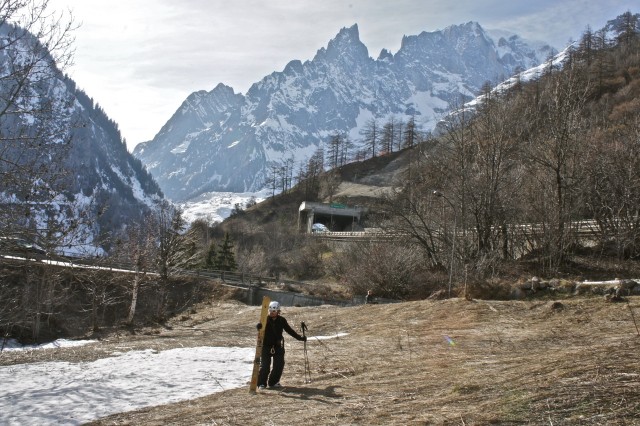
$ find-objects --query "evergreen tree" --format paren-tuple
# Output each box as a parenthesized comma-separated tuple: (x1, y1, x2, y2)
(613, 11, 639, 46)
(216, 233, 237, 271)
(204, 241, 217, 269)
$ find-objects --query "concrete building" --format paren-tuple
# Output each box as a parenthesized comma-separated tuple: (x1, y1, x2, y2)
(298, 202, 365, 233)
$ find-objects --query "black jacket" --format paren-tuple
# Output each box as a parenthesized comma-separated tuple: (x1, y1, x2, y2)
(263, 315, 304, 348)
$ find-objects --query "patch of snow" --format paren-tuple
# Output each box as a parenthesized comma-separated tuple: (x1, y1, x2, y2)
(0, 333, 349, 424)
(180, 189, 271, 224)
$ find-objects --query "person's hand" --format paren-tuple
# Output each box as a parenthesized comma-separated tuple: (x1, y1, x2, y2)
(256, 322, 262, 330)
(301, 336, 307, 342)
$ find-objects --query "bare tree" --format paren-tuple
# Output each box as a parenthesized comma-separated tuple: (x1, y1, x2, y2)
(403, 115, 419, 149)
(0, 1, 80, 341)
(465, 86, 524, 260)
(577, 25, 596, 65)
(377, 186, 441, 268)
(583, 114, 640, 258)
(151, 201, 199, 320)
(296, 147, 324, 200)
(340, 134, 352, 167)
(360, 117, 380, 158)
(435, 97, 474, 262)
(326, 132, 342, 170)
(381, 116, 396, 155)
(521, 67, 589, 266)
(110, 218, 158, 326)
(0, 1, 77, 241)
(337, 241, 430, 300)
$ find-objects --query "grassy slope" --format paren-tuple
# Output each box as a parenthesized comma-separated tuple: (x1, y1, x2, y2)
(86, 293, 640, 425)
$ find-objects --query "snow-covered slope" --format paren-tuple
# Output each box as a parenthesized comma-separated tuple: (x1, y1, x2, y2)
(0, 23, 164, 255)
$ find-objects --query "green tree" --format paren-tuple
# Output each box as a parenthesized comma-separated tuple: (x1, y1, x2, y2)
(204, 241, 217, 269)
(613, 11, 639, 46)
(216, 233, 237, 271)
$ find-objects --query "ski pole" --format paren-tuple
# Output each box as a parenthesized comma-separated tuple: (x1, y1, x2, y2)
(628, 301, 640, 337)
(301, 321, 311, 383)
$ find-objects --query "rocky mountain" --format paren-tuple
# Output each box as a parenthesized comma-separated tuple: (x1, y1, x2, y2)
(0, 22, 164, 255)
(134, 22, 555, 203)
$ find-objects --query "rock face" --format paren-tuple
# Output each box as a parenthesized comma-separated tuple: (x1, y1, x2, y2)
(133, 23, 554, 202)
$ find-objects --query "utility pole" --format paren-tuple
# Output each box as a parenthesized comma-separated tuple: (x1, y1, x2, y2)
(433, 190, 456, 297)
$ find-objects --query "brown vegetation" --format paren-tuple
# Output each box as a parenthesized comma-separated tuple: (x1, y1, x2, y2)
(4, 288, 637, 425)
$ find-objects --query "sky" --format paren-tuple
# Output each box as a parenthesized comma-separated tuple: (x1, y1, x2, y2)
(0, 333, 347, 425)
(46, 0, 635, 152)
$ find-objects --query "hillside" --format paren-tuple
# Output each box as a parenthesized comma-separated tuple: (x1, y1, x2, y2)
(4, 288, 637, 425)
(215, 148, 408, 235)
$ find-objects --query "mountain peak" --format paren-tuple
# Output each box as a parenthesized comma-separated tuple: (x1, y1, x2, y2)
(336, 23, 360, 40)
(315, 23, 369, 62)
(377, 48, 393, 62)
(212, 82, 235, 93)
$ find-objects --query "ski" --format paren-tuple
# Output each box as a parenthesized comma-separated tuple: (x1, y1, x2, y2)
(249, 295, 270, 393)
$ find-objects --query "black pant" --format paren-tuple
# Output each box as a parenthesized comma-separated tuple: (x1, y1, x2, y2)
(258, 345, 285, 387)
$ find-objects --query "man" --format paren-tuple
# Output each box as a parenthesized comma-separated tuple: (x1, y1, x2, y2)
(256, 301, 306, 389)
(365, 290, 373, 304)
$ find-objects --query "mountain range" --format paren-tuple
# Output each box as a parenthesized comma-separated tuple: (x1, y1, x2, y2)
(133, 22, 555, 203)
(0, 18, 558, 252)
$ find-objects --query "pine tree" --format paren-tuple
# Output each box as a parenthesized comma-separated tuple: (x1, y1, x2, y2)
(216, 233, 237, 271)
(204, 241, 217, 269)
(613, 11, 639, 46)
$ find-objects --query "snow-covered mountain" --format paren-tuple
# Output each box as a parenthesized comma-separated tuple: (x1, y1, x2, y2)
(441, 43, 573, 132)
(134, 22, 555, 202)
(0, 23, 164, 255)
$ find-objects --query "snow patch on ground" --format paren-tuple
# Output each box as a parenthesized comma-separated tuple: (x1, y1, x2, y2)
(0, 333, 349, 425)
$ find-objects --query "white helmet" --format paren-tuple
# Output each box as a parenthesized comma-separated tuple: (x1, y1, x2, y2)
(268, 301, 281, 313)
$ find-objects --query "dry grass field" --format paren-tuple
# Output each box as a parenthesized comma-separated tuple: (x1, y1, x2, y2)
(4, 287, 639, 425)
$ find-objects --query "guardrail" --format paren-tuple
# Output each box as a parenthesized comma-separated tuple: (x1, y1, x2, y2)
(0, 254, 366, 308)
(188, 268, 324, 291)
(0, 252, 310, 291)
(311, 230, 397, 241)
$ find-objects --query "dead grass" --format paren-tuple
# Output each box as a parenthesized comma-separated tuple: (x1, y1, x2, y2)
(4, 294, 640, 425)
